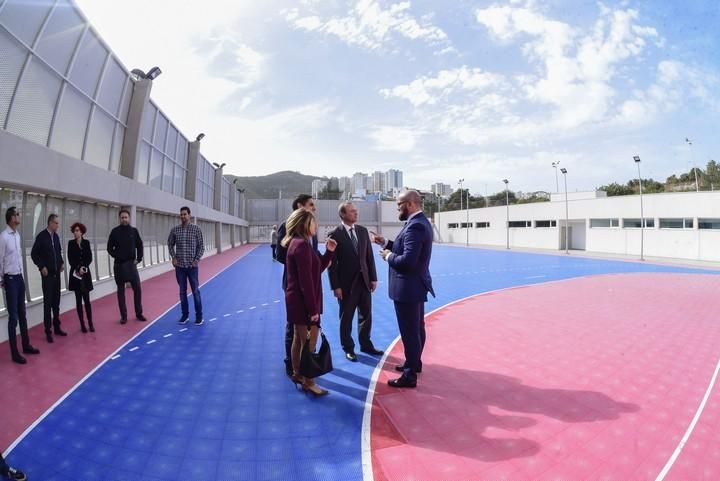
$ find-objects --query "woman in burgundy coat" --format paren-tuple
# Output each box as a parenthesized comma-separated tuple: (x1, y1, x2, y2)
(282, 208, 336, 396)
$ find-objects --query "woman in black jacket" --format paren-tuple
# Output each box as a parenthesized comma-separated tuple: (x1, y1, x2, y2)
(68, 222, 94, 332)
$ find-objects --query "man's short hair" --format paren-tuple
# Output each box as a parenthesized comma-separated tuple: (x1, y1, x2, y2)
(119, 208, 131, 217)
(403, 190, 422, 206)
(292, 194, 313, 210)
(338, 201, 353, 217)
(5, 207, 17, 224)
(47, 213, 58, 225)
(180, 206, 191, 215)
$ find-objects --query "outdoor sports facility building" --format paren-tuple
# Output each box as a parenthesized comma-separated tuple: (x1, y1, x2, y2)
(2, 2, 720, 480)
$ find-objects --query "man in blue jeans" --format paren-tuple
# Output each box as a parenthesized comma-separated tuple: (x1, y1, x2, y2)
(168, 206, 204, 325)
(0, 207, 40, 364)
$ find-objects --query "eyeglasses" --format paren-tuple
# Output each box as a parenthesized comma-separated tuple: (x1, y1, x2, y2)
(396, 201, 408, 207)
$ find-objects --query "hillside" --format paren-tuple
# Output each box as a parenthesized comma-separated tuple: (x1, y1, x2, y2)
(226, 171, 327, 199)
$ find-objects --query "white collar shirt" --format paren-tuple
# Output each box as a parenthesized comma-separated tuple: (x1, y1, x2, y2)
(0, 226, 23, 277)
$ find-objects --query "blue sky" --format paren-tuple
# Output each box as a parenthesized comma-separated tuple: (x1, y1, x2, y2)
(76, 0, 719, 195)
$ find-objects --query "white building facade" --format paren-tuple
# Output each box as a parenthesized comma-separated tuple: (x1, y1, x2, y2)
(435, 190, 720, 262)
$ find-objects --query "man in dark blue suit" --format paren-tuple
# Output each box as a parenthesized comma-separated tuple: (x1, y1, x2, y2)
(373, 190, 434, 388)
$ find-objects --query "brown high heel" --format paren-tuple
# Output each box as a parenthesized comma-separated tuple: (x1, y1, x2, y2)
(302, 382, 329, 397)
(290, 373, 305, 388)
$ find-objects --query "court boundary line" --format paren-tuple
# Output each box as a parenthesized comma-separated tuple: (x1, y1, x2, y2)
(360, 271, 720, 481)
(4, 245, 257, 455)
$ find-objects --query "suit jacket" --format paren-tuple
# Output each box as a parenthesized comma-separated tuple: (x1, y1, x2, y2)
(386, 212, 435, 303)
(67, 238, 94, 292)
(328, 223, 377, 293)
(31, 229, 64, 275)
(285, 237, 333, 323)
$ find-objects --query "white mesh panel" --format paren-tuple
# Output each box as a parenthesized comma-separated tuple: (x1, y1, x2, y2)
(0, 26, 27, 127)
(84, 108, 114, 169)
(68, 30, 107, 97)
(35, 0, 84, 75)
(0, 0, 52, 47)
(50, 84, 91, 159)
(96, 58, 126, 117)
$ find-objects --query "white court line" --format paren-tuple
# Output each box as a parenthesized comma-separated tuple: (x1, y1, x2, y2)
(110, 355, 121, 360)
(261, 303, 268, 306)
(179, 328, 188, 332)
(4, 245, 258, 455)
(525, 275, 546, 279)
(129, 347, 139, 352)
(273, 300, 281, 303)
(361, 274, 633, 481)
(223, 314, 231, 317)
(655, 356, 720, 480)
(163, 334, 172, 338)
(249, 306, 256, 310)
(236, 310, 243, 313)
(146, 340, 156, 345)
(209, 317, 217, 321)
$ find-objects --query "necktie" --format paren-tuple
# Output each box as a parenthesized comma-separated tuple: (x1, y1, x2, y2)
(349, 227, 358, 252)
(50, 232, 57, 270)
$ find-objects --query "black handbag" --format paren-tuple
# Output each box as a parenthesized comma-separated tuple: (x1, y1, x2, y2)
(299, 330, 333, 378)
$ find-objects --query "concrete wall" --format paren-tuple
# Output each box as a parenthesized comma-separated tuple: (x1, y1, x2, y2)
(436, 190, 720, 261)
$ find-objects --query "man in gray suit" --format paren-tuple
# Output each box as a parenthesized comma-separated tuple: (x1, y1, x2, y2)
(328, 202, 383, 361)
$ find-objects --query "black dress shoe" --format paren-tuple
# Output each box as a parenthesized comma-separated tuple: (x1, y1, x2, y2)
(395, 364, 422, 373)
(388, 377, 416, 388)
(345, 351, 358, 362)
(22, 345, 40, 355)
(46, 333, 54, 343)
(120, 318, 128, 325)
(11, 354, 27, 365)
(360, 347, 384, 356)
(54, 328, 67, 337)
(136, 314, 147, 322)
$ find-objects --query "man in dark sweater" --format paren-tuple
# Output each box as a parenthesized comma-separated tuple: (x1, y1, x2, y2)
(31, 213, 66, 342)
(107, 209, 146, 324)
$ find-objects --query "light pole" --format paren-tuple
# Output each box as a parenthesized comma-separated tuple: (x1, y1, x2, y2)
(560, 168, 569, 254)
(503, 179, 509, 249)
(686, 138, 699, 192)
(552, 161, 560, 193)
(465, 187, 470, 246)
(458, 178, 464, 211)
(633, 156, 644, 261)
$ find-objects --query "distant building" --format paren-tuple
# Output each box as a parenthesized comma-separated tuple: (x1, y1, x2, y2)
(352, 172, 368, 193)
(372, 171, 386, 193)
(386, 169, 403, 194)
(431, 182, 452, 198)
(311, 179, 328, 198)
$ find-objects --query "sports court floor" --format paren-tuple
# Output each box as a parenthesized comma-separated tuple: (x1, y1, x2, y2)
(2, 243, 720, 480)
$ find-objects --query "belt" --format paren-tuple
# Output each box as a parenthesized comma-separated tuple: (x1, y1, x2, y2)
(3, 273, 23, 278)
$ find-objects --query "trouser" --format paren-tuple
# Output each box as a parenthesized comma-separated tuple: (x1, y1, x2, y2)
(175, 266, 202, 319)
(41, 273, 61, 334)
(394, 301, 426, 382)
(74, 290, 92, 325)
(271, 244, 277, 260)
(338, 283, 373, 353)
(3, 274, 30, 356)
(116, 269, 143, 320)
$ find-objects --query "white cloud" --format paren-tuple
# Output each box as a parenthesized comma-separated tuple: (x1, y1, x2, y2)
(369, 126, 419, 152)
(380, 66, 505, 106)
(288, 0, 448, 51)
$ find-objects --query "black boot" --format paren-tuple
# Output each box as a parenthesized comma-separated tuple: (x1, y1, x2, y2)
(80, 321, 88, 333)
(88, 318, 95, 332)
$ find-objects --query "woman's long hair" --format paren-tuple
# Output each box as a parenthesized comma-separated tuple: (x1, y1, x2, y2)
(281, 209, 315, 247)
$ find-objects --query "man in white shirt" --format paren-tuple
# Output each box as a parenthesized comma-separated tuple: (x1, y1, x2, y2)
(0, 207, 40, 364)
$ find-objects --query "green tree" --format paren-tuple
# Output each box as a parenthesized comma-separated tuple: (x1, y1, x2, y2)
(517, 192, 550, 204)
(487, 190, 517, 206)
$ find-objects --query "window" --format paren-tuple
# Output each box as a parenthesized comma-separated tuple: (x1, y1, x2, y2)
(475, 222, 490, 228)
(590, 218, 619, 228)
(460, 222, 471, 228)
(448, 223, 459, 229)
(535, 220, 557, 228)
(659, 218, 694, 229)
(508, 220, 531, 228)
(698, 218, 720, 230)
(623, 218, 654, 228)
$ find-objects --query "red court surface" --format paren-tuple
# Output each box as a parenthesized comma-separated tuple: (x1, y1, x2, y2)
(370, 273, 720, 481)
(0, 245, 255, 449)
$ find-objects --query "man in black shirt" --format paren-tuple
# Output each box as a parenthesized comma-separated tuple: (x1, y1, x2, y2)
(31, 213, 66, 343)
(108, 209, 146, 324)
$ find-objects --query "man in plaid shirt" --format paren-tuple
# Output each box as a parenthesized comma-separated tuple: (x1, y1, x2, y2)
(168, 206, 204, 325)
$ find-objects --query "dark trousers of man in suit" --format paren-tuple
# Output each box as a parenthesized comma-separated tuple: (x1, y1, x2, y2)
(338, 278, 373, 353)
(41, 273, 62, 334)
(115, 268, 143, 320)
(394, 301, 426, 382)
(4, 274, 31, 358)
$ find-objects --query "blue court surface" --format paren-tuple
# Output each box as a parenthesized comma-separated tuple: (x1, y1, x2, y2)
(7, 244, 717, 481)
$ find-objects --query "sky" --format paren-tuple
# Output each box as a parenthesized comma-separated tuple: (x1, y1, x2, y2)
(74, 0, 719, 195)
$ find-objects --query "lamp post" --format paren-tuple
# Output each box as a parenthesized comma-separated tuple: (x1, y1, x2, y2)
(503, 179, 509, 249)
(458, 179, 464, 244)
(552, 161, 560, 193)
(686, 138, 699, 192)
(465, 187, 470, 246)
(560, 168, 569, 254)
(633, 156, 644, 261)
